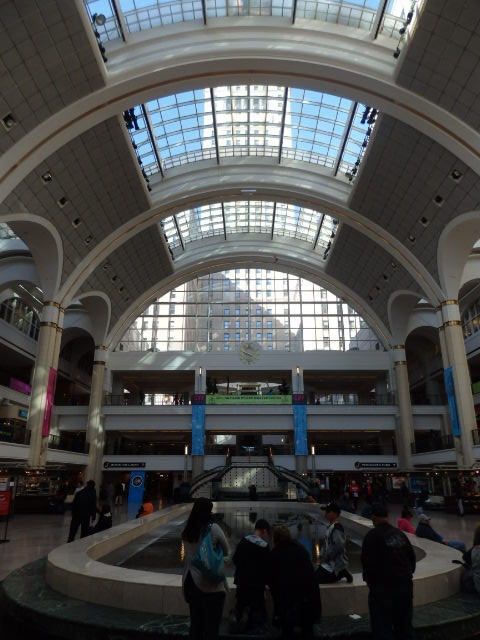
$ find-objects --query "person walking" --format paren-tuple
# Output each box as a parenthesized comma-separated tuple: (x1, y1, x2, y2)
(67, 480, 97, 542)
(268, 525, 321, 639)
(232, 518, 271, 632)
(315, 502, 353, 583)
(182, 498, 230, 640)
(361, 502, 416, 640)
(114, 481, 124, 506)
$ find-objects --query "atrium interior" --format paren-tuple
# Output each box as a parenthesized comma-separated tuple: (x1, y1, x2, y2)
(1, 0, 480, 516)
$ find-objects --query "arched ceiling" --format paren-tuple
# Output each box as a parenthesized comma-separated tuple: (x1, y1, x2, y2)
(1, 0, 480, 346)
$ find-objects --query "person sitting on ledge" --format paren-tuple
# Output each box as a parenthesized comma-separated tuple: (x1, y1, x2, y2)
(415, 513, 467, 553)
(397, 507, 416, 535)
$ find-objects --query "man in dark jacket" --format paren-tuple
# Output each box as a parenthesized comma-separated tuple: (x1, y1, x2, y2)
(362, 502, 416, 640)
(232, 518, 271, 631)
(269, 525, 321, 639)
(67, 480, 97, 542)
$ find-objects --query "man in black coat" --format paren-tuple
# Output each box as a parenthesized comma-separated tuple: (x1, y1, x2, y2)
(67, 480, 97, 542)
(232, 518, 271, 631)
(269, 525, 321, 639)
(361, 502, 416, 640)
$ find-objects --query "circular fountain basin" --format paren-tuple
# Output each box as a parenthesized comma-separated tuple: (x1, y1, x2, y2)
(46, 501, 461, 617)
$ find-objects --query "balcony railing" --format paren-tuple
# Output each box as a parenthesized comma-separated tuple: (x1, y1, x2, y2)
(48, 434, 89, 454)
(106, 441, 187, 455)
(0, 421, 30, 445)
(411, 434, 454, 454)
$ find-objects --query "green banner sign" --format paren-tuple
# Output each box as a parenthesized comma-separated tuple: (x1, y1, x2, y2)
(206, 394, 292, 405)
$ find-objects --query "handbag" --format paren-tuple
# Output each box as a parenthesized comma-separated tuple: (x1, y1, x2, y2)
(192, 524, 226, 584)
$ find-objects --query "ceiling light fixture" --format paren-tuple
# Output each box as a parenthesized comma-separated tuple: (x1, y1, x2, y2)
(41, 171, 53, 183)
(57, 196, 68, 208)
(1, 113, 17, 131)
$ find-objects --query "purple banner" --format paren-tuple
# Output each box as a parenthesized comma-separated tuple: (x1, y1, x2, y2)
(9, 377, 31, 395)
(42, 368, 57, 437)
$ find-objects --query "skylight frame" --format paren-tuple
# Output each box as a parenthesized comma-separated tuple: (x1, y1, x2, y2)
(162, 200, 337, 257)
(85, 0, 409, 40)
(126, 84, 373, 178)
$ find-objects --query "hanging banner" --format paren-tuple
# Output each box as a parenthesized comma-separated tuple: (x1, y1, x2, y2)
(0, 491, 11, 516)
(293, 404, 308, 455)
(42, 367, 57, 436)
(191, 404, 206, 455)
(444, 367, 461, 437)
(128, 471, 145, 503)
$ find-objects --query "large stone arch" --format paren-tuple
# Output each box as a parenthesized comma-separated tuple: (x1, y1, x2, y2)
(437, 211, 480, 300)
(106, 252, 392, 351)
(3, 25, 480, 200)
(73, 292, 112, 346)
(0, 214, 63, 299)
(57, 165, 443, 308)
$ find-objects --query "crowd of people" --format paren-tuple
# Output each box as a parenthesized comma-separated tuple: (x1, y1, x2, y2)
(65, 481, 480, 639)
(181, 495, 480, 640)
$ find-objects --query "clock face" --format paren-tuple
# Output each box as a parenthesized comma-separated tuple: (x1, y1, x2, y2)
(239, 341, 261, 364)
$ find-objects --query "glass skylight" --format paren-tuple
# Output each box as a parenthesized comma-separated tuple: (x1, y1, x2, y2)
(161, 201, 338, 257)
(85, 0, 410, 41)
(127, 85, 374, 176)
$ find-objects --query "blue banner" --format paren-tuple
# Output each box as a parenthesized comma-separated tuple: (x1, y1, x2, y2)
(293, 404, 308, 455)
(444, 367, 461, 436)
(128, 470, 145, 519)
(192, 404, 206, 455)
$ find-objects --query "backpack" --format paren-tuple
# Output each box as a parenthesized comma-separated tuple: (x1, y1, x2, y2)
(192, 524, 226, 584)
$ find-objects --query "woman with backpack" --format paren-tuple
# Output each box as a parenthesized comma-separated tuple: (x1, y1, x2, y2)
(182, 497, 230, 639)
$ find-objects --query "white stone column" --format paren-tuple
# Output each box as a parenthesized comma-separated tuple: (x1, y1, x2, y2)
(27, 302, 62, 468)
(85, 346, 108, 487)
(438, 301, 475, 468)
(392, 345, 414, 470)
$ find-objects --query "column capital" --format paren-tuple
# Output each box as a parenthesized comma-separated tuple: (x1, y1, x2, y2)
(442, 320, 462, 327)
(95, 345, 108, 351)
(394, 360, 407, 366)
(392, 344, 405, 350)
(43, 300, 61, 308)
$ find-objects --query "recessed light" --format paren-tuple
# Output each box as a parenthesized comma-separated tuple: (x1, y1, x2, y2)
(420, 216, 429, 226)
(72, 218, 81, 228)
(102, 262, 110, 271)
(1, 113, 16, 131)
(41, 171, 53, 183)
(450, 169, 463, 182)
(84, 235, 93, 245)
(433, 195, 443, 206)
(111, 276, 117, 283)
(383, 274, 389, 281)
(57, 196, 68, 208)
(408, 234, 416, 243)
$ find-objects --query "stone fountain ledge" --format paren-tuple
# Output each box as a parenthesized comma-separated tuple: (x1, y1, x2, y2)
(45, 501, 462, 618)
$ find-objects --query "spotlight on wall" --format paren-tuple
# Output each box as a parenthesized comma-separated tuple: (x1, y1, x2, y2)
(93, 13, 106, 26)
(199, 367, 203, 376)
(296, 366, 300, 375)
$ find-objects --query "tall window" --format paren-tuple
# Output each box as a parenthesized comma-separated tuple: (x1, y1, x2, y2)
(118, 268, 379, 352)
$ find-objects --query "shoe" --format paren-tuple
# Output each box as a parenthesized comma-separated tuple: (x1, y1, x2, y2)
(337, 569, 353, 583)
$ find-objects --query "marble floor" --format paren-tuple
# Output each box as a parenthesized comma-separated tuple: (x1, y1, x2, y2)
(0, 502, 479, 583)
